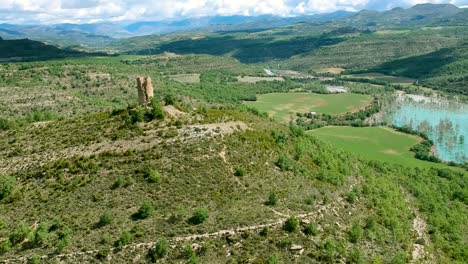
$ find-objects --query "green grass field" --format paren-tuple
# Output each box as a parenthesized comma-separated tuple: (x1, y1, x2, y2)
(244, 92, 372, 122)
(309, 126, 451, 168)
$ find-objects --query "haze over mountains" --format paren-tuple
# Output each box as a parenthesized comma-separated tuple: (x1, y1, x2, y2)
(0, 3, 466, 48)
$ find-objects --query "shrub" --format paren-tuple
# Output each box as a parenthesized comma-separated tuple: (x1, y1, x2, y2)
(164, 94, 176, 106)
(98, 211, 113, 227)
(115, 231, 133, 248)
(283, 216, 299, 233)
(234, 167, 245, 177)
(188, 208, 208, 225)
(130, 225, 145, 238)
(265, 255, 280, 264)
(0, 239, 12, 254)
(30, 255, 41, 264)
(33, 223, 50, 246)
(305, 195, 316, 205)
(265, 193, 278, 206)
(129, 107, 146, 124)
(133, 201, 154, 220)
(349, 248, 363, 264)
(304, 223, 318, 236)
(148, 239, 168, 262)
(56, 226, 72, 251)
(150, 98, 165, 120)
(348, 223, 363, 243)
(0, 175, 16, 201)
(275, 155, 293, 171)
(145, 168, 161, 183)
(9, 222, 33, 245)
(391, 252, 408, 264)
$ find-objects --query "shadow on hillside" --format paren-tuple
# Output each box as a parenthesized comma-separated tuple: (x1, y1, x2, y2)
(0, 38, 108, 62)
(371, 47, 459, 78)
(131, 34, 344, 63)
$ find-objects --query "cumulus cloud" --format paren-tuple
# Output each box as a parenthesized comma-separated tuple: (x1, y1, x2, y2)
(0, 0, 467, 24)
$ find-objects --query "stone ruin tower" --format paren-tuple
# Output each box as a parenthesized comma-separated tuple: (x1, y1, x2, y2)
(136, 76, 154, 105)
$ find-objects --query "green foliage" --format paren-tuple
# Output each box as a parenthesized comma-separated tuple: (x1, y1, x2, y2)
(0, 175, 16, 201)
(0, 239, 12, 254)
(265, 193, 278, 206)
(346, 187, 361, 204)
(188, 208, 208, 225)
(283, 216, 299, 233)
(234, 167, 245, 177)
(349, 248, 364, 264)
(9, 222, 33, 245)
(133, 201, 154, 220)
(56, 226, 72, 251)
(265, 255, 280, 264)
(98, 211, 113, 227)
(30, 255, 41, 264)
(275, 155, 293, 172)
(149, 98, 165, 120)
(148, 239, 168, 262)
(391, 252, 408, 264)
(304, 223, 318, 236)
(145, 168, 161, 183)
(348, 222, 363, 243)
(115, 231, 133, 249)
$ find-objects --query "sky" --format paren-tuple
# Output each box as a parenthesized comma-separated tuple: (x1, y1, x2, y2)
(0, 0, 467, 24)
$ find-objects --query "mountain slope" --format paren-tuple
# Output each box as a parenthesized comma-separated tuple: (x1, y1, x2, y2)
(339, 3, 463, 28)
(0, 38, 85, 61)
(0, 103, 465, 263)
(373, 42, 468, 94)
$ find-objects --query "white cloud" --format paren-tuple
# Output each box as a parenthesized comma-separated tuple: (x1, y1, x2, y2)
(1, 0, 467, 24)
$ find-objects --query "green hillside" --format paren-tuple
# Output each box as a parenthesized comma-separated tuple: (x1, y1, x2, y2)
(373, 41, 468, 94)
(0, 3, 466, 264)
(0, 38, 96, 61)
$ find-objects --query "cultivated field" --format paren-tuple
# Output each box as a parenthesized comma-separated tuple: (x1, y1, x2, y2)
(168, 73, 201, 83)
(309, 126, 450, 168)
(245, 92, 372, 122)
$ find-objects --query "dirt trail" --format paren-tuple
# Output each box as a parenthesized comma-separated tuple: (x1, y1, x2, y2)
(404, 193, 434, 264)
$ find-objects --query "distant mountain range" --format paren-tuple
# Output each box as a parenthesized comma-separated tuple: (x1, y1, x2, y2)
(0, 3, 465, 49)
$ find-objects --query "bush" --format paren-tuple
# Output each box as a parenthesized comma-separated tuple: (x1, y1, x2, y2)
(98, 211, 113, 227)
(0, 239, 12, 254)
(188, 208, 208, 225)
(145, 168, 161, 183)
(56, 226, 72, 251)
(33, 223, 50, 247)
(0, 175, 16, 201)
(129, 107, 146, 124)
(265, 255, 280, 264)
(148, 239, 168, 262)
(164, 94, 176, 106)
(150, 98, 165, 120)
(275, 155, 293, 171)
(349, 248, 363, 264)
(234, 167, 245, 177)
(133, 201, 154, 220)
(304, 223, 318, 236)
(265, 193, 278, 206)
(115, 231, 133, 248)
(283, 216, 299, 233)
(9, 222, 33, 245)
(348, 223, 363, 243)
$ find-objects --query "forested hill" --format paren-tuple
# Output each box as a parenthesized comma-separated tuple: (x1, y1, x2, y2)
(0, 38, 104, 61)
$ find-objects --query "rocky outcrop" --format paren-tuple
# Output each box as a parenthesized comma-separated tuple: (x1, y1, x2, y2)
(136, 77, 154, 104)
